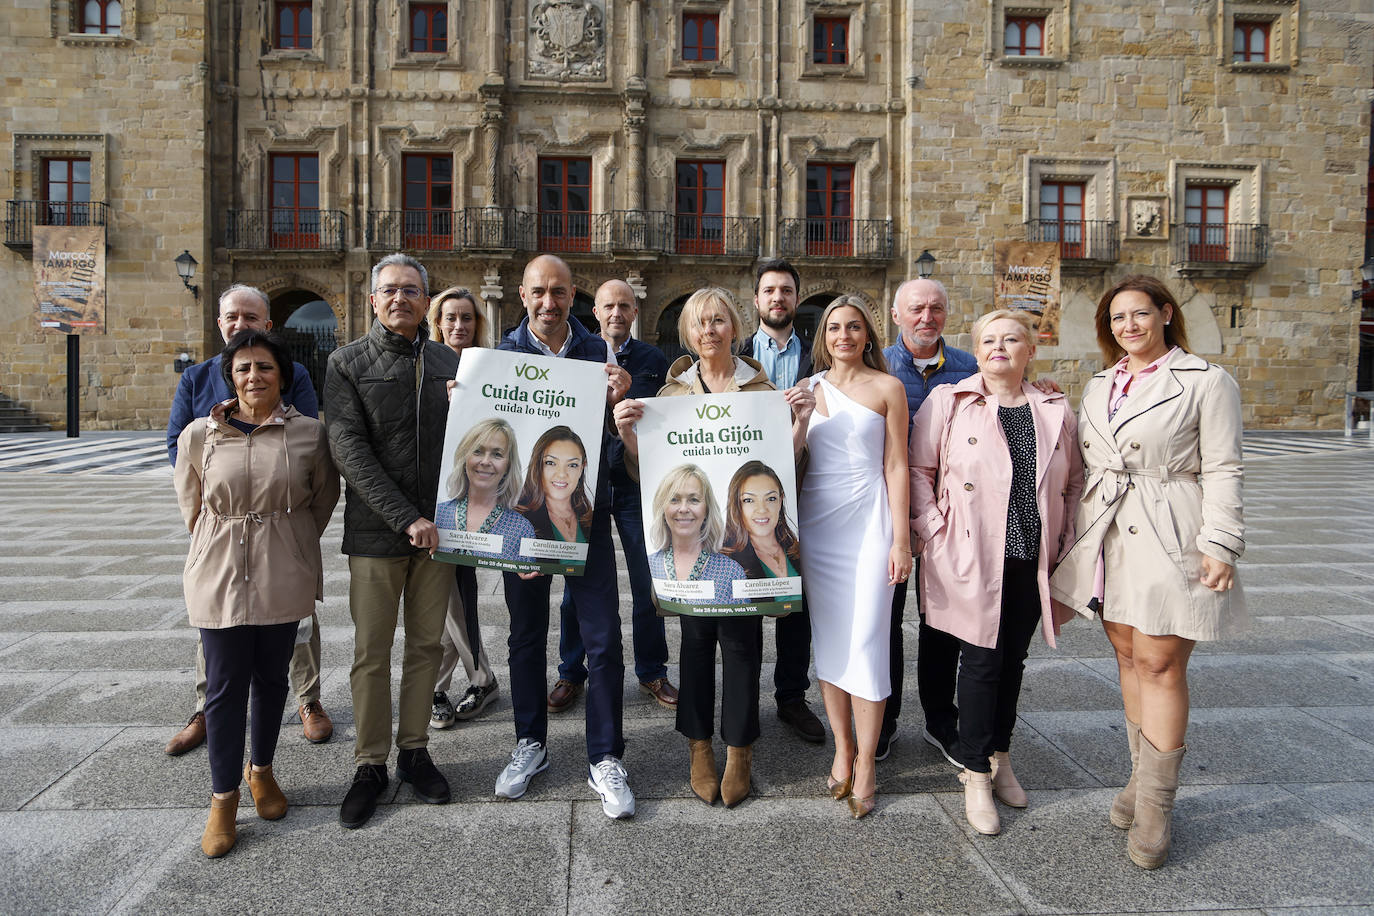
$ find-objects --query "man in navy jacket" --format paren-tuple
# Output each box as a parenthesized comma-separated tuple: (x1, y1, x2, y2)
(162, 284, 329, 756)
(493, 255, 637, 820)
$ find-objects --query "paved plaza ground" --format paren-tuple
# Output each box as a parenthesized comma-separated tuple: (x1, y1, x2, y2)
(0, 431, 1372, 915)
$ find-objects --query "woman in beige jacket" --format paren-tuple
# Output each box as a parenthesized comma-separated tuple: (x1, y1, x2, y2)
(1050, 275, 1245, 870)
(175, 330, 340, 857)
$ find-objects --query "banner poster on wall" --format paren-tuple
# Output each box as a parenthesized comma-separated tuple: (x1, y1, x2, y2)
(433, 348, 607, 576)
(33, 225, 106, 334)
(636, 390, 802, 617)
(993, 239, 1061, 346)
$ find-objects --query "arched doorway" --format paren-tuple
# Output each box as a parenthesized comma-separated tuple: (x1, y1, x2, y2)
(796, 292, 834, 342)
(571, 290, 597, 333)
(271, 291, 338, 399)
(655, 295, 690, 364)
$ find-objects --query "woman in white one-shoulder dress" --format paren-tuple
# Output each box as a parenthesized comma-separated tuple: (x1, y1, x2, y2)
(798, 295, 911, 819)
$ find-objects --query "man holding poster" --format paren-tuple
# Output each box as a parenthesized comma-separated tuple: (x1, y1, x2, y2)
(489, 255, 638, 820)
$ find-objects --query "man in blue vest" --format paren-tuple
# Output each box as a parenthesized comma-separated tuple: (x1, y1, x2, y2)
(737, 258, 824, 745)
(163, 284, 328, 755)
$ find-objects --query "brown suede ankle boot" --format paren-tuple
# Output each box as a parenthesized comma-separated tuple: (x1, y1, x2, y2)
(720, 744, 753, 808)
(1110, 717, 1142, 829)
(688, 738, 718, 805)
(201, 790, 239, 858)
(244, 762, 288, 820)
(1127, 735, 1186, 869)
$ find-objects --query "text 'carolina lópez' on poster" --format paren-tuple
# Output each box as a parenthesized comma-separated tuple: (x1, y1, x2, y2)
(433, 348, 607, 576)
(636, 391, 801, 617)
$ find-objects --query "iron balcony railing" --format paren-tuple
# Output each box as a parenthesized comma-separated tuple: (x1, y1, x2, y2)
(461, 207, 535, 250)
(1172, 222, 1268, 267)
(538, 211, 593, 253)
(366, 209, 460, 251)
(225, 209, 347, 251)
(5, 200, 110, 248)
(1025, 219, 1119, 262)
(778, 218, 894, 260)
(593, 210, 673, 253)
(674, 215, 761, 258)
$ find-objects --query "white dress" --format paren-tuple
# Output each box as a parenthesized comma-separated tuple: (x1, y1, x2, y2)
(799, 372, 894, 701)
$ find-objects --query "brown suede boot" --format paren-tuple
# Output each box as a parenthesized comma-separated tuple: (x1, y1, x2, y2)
(201, 790, 239, 858)
(1127, 735, 1186, 869)
(244, 763, 288, 820)
(720, 744, 753, 808)
(688, 738, 719, 805)
(1110, 717, 1142, 829)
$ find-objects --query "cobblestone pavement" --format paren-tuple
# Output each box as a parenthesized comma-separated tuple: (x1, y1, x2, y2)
(0, 434, 1371, 914)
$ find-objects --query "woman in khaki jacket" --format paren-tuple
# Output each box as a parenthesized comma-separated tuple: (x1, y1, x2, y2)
(1050, 275, 1245, 870)
(175, 330, 340, 857)
(614, 287, 813, 809)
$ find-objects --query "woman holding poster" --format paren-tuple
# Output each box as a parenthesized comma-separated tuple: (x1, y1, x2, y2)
(722, 461, 802, 603)
(614, 287, 814, 808)
(435, 417, 536, 562)
(797, 295, 911, 820)
(515, 426, 593, 551)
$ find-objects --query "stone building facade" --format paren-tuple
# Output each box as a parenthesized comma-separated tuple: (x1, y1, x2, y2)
(2, 1, 1371, 428)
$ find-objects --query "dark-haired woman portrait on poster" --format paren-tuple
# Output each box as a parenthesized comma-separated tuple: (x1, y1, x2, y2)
(515, 425, 594, 555)
(1051, 274, 1246, 871)
(722, 460, 802, 603)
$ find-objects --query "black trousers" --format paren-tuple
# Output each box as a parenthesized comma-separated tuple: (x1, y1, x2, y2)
(200, 621, 298, 794)
(677, 614, 764, 747)
(772, 601, 811, 705)
(883, 571, 911, 737)
(915, 554, 962, 744)
(954, 558, 1042, 773)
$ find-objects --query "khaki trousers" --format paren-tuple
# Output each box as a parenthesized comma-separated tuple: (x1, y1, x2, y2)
(348, 553, 450, 765)
(194, 611, 321, 710)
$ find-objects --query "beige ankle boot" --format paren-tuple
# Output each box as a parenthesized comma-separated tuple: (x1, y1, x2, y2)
(688, 738, 719, 805)
(1127, 735, 1186, 869)
(720, 744, 753, 808)
(201, 790, 239, 858)
(1110, 717, 1142, 829)
(959, 768, 1000, 835)
(244, 762, 288, 820)
(989, 751, 1027, 808)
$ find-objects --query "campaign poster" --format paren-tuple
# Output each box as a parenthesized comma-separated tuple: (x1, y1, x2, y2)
(994, 239, 1061, 346)
(33, 225, 106, 334)
(433, 348, 607, 575)
(636, 390, 801, 617)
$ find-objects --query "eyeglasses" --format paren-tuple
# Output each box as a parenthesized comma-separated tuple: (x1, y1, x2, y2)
(375, 285, 425, 300)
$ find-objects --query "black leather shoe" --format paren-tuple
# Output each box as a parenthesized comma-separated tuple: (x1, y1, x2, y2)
(777, 700, 825, 744)
(397, 747, 451, 804)
(340, 764, 388, 829)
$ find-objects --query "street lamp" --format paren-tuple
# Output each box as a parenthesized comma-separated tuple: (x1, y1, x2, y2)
(1361, 255, 1374, 285)
(174, 250, 200, 303)
(915, 249, 937, 279)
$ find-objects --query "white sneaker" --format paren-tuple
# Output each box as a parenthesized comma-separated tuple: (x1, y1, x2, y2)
(588, 756, 635, 819)
(494, 739, 548, 799)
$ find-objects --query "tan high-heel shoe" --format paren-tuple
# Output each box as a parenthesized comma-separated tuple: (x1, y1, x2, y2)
(847, 792, 876, 819)
(201, 790, 239, 858)
(244, 763, 288, 820)
(827, 756, 855, 800)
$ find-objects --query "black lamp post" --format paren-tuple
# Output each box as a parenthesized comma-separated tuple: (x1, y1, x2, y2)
(174, 250, 200, 303)
(915, 249, 937, 279)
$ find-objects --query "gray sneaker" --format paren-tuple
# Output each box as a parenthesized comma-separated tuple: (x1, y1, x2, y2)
(495, 739, 548, 799)
(430, 691, 456, 730)
(454, 682, 499, 720)
(588, 756, 635, 819)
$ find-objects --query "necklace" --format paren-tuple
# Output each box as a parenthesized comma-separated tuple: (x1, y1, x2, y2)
(663, 543, 709, 581)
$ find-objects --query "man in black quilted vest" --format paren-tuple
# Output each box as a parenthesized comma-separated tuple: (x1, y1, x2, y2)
(325, 253, 459, 829)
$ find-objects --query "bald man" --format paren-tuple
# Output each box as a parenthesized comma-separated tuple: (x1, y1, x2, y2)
(553, 279, 675, 715)
(494, 256, 638, 819)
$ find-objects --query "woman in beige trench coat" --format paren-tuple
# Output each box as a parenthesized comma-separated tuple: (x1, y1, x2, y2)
(1050, 275, 1245, 870)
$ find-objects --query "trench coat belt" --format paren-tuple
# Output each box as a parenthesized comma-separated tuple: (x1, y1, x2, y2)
(214, 511, 280, 582)
(1094, 464, 1199, 504)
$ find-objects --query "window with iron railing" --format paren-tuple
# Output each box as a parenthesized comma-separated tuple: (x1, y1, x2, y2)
(538, 157, 592, 253)
(1185, 184, 1229, 262)
(1039, 180, 1085, 258)
(806, 163, 853, 257)
(676, 160, 725, 255)
(270, 153, 321, 249)
(402, 154, 453, 249)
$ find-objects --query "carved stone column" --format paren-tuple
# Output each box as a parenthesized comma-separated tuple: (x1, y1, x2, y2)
(480, 269, 504, 347)
(626, 269, 647, 339)
(623, 94, 646, 213)
(480, 86, 505, 208)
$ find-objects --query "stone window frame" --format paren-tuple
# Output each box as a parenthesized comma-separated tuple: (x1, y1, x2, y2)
(1218, 0, 1298, 73)
(1023, 155, 1115, 235)
(779, 134, 883, 223)
(650, 131, 757, 223)
(987, 0, 1070, 70)
(376, 126, 479, 213)
(13, 133, 109, 205)
(1167, 160, 1263, 232)
(798, 0, 867, 81)
(510, 130, 619, 214)
(52, 0, 139, 46)
(667, 0, 737, 77)
(260, 0, 328, 68)
(392, 0, 464, 70)
(240, 126, 347, 212)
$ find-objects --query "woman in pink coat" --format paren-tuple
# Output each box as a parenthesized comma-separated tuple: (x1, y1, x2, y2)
(910, 309, 1082, 836)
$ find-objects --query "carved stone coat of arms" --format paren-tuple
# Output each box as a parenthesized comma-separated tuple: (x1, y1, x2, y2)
(528, 0, 606, 81)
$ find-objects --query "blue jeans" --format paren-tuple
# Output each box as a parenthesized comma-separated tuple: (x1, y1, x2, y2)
(558, 479, 668, 685)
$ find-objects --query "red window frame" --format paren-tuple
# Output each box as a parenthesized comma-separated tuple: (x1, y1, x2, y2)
(1185, 184, 1230, 262)
(675, 160, 725, 255)
(538, 157, 592, 253)
(275, 1, 312, 50)
(1004, 15, 1045, 56)
(1039, 181, 1086, 259)
(682, 12, 719, 61)
(805, 163, 853, 257)
(79, 0, 122, 35)
(402, 154, 454, 250)
(812, 17, 848, 65)
(270, 153, 321, 249)
(1233, 21, 1271, 63)
(410, 3, 448, 53)
(42, 157, 92, 226)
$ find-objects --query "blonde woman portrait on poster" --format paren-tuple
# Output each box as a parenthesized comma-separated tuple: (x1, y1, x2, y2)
(435, 417, 536, 562)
